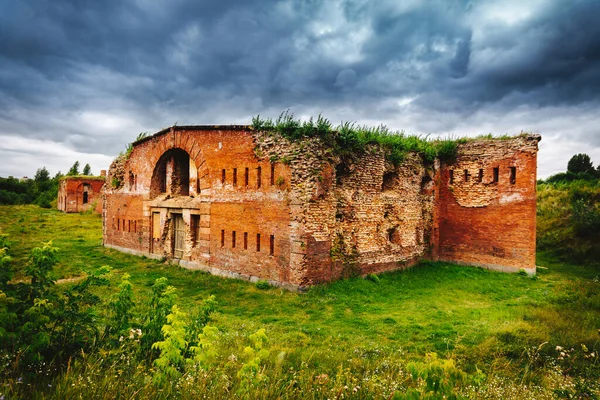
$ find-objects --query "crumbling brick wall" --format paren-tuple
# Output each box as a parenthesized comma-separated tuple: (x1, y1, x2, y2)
(103, 126, 540, 289)
(252, 132, 437, 286)
(103, 127, 294, 286)
(437, 135, 540, 273)
(57, 177, 105, 213)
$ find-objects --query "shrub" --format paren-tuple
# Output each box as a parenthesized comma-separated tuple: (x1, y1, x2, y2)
(255, 280, 272, 290)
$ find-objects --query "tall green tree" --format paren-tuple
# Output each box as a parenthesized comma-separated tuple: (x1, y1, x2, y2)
(67, 161, 80, 176)
(567, 153, 594, 174)
(82, 164, 91, 176)
(34, 167, 50, 182)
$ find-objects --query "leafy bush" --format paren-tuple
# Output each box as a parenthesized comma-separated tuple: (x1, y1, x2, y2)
(0, 240, 110, 374)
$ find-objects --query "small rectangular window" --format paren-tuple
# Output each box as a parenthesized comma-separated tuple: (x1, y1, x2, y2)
(449, 170, 454, 185)
(244, 232, 248, 249)
(191, 215, 200, 246)
(245, 167, 249, 187)
(133, 220, 137, 233)
(256, 233, 261, 252)
(271, 164, 275, 186)
(257, 166, 262, 189)
(232, 231, 236, 248)
(233, 168, 237, 187)
(478, 169, 483, 183)
(117, 219, 120, 231)
(270, 235, 274, 256)
(493, 167, 499, 183)
(221, 229, 225, 247)
(128, 220, 131, 233)
(221, 169, 226, 184)
(509, 167, 516, 184)
(464, 169, 470, 182)
(123, 219, 126, 231)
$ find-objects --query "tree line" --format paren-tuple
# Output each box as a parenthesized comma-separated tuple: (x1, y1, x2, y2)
(542, 153, 600, 183)
(0, 161, 94, 207)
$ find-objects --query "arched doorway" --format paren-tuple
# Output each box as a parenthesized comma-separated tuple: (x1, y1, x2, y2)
(150, 148, 194, 198)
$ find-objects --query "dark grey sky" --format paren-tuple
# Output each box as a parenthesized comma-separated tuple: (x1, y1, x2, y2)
(1, 0, 599, 178)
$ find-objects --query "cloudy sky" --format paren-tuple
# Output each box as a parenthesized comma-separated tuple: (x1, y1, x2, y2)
(1, 0, 599, 179)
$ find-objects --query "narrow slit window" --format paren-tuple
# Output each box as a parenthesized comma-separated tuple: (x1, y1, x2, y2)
(221, 169, 226, 184)
(493, 167, 499, 183)
(449, 170, 454, 185)
(271, 163, 275, 186)
(509, 167, 516, 184)
(233, 168, 237, 186)
(269, 235, 274, 256)
(117, 219, 120, 231)
(245, 167, 249, 187)
(123, 219, 126, 231)
(464, 169, 470, 182)
(134, 220, 137, 233)
(257, 166, 262, 188)
(256, 233, 261, 252)
(232, 231, 236, 248)
(128, 220, 131, 232)
(244, 232, 248, 249)
(221, 230, 225, 247)
(478, 169, 483, 183)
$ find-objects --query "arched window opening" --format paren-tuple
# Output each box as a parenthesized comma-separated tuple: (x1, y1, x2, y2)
(82, 183, 90, 204)
(150, 148, 192, 198)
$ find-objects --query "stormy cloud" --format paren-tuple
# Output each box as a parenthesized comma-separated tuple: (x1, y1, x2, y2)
(1, 0, 599, 178)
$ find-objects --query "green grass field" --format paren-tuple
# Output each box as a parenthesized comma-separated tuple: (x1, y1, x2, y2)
(0, 204, 598, 399)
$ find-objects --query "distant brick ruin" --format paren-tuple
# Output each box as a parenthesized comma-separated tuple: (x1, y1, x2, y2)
(103, 126, 540, 289)
(58, 173, 106, 213)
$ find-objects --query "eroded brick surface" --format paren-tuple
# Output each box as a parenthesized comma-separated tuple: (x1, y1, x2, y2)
(437, 135, 540, 273)
(102, 126, 540, 289)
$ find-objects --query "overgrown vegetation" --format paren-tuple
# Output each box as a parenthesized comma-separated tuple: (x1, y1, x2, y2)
(0, 167, 60, 207)
(252, 111, 462, 165)
(0, 201, 598, 398)
(252, 112, 523, 166)
(538, 153, 600, 264)
(122, 131, 150, 159)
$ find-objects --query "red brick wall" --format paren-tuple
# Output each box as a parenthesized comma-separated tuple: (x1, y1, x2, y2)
(437, 136, 540, 273)
(103, 127, 295, 284)
(57, 178, 104, 213)
(104, 126, 540, 288)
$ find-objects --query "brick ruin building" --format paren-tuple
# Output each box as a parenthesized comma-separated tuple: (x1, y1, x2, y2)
(103, 126, 541, 290)
(57, 174, 106, 213)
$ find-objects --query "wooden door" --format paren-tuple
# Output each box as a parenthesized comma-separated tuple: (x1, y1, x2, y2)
(152, 212, 161, 254)
(173, 214, 185, 259)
